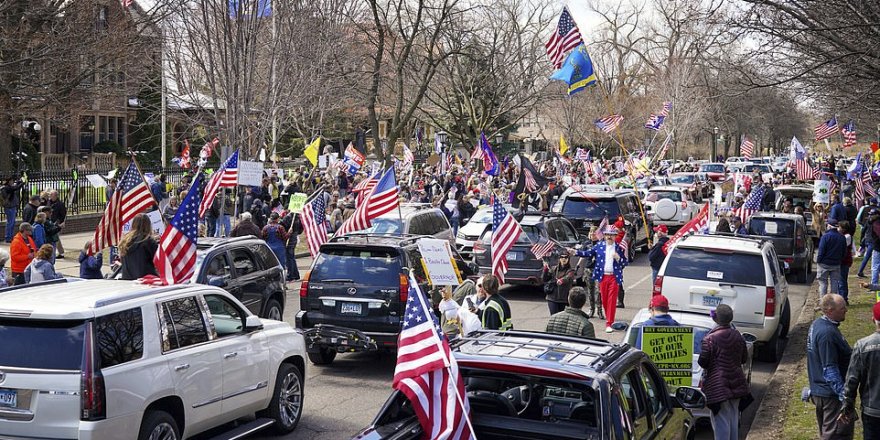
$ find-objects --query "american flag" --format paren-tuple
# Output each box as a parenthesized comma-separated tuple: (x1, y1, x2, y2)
(814, 116, 839, 141)
(740, 135, 754, 159)
(659, 101, 673, 117)
(664, 203, 709, 253)
(654, 134, 671, 161)
(154, 173, 203, 285)
(121, 0, 134, 8)
(365, 168, 400, 219)
(618, 233, 629, 259)
(393, 277, 473, 440)
(403, 144, 415, 164)
(595, 115, 624, 133)
(531, 238, 556, 259)
(593, 216, 609, 241)
(172, 140, 191, 168)
(353, 171, 379, 207)
(200, 137, 219, 159)
(199, 149, 239, 218)
(491, 196, 522, 283)
(88, 162, 154, 255)
(301, 195, 328, 258)
(545, 7, 582, 69)
(470, 142, 484, 161)
(523, 167, 539, 192)
(644, 114, 665, 131)
(734, 185, 765, 223)
(841, 120, 857, 148)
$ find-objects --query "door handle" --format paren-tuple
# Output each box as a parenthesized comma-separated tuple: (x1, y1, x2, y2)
(224, 352, 238, 359)
(174, 363, 190, 371)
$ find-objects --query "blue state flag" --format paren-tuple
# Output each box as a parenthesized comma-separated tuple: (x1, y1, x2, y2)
(229, 0, 271, 18)
(550, 44, 597, 96)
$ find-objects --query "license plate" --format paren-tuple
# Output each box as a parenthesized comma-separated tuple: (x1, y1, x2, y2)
(702, 296, 723, 307)
(507, 251, 522, 261)
(340, 303, 362, 314)
(0, 389, 16, 408)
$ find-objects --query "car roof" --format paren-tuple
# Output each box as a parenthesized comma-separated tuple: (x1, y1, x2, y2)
(519, 212, 567, 226)
(648, 185, 686, 192)
(700, 162, 725, 167)
(325, 233, 433, 248)
(0, 279, 218, 320)
(451, 330, 632, 379)
(628, 308, 717, 330)
(676, 234, 768, 254)
(775, 184, 814, 191)
(196, 235, 263, 250)
(750, 212, 804, 221)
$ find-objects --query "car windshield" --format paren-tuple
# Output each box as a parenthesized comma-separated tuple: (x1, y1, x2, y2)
(362, 217, 403, 234)
(665, 247, 766, 285)
(471, 209, 494, 224)
(647, 191, 683, 202)
(562, 198, 620, 219)
(0, 319, 86, 370)
(700, 164, 725, 173)
(311, 249, 401, 284)
(749, 218, 795, 237)
(481, 225, 543, 244)
(743, 165, 770, 173)
(669, 175, 695, 184)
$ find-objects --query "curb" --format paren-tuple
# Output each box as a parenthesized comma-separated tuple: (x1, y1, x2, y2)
(744, 282, 819, 440)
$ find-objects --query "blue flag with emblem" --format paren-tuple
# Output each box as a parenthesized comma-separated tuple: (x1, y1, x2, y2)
(550, 44, 597, 96)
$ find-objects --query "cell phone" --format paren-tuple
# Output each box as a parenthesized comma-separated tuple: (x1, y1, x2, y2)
(466, 298, 475, 309)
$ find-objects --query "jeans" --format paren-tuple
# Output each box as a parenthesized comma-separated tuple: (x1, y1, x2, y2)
(873, 250, 880, 285)
(206, 216, 217, 237)
(863, 413, 880, 440)
(858, 243, 874, 275)
(214, 214, 231, 237)
(651, 267, 659, 283)
(709, 398, 740, 440)
(285, 240, 300, 281)
(547, 300, 565, 315)
(450, 217, 460, 236)
(4, 208, 16, 242)
(838, 265, 851, 301)
(817, 263, 841, 297)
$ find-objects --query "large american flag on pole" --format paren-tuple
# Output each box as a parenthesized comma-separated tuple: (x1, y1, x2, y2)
(491, 196, 523, 283)
(545, 7, 582, 69)
(663, 203, 709, 253)
(594, 115, 624, 133)
(814, 116, 839, 141)
(734, 185, 765, 224)
(393, 277, 474, 440)
(301, 195, 328, 258)
(199, 149, 239, 218)
(365, 168, 400, 219)
(740, 135, 754, 159)
(154, 173, 203, 285)
(88, 162, 154, 255)
(841, 120, 857, 148)
(353, 171, 380, 207)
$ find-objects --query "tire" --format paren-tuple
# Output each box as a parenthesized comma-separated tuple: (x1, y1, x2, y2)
(779, 300, 791, 339)
(307, 347, 337, 365)
(138, 410, 180, 440)
(757, 326, 784, 363)
(263, 298, 283, 321)
(264, 363, 304, 434)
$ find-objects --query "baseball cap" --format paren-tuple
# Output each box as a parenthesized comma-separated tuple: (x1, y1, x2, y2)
(649, 295, 669, 309)
(653, 225, 668, 233)
(874, 302, 880, 321)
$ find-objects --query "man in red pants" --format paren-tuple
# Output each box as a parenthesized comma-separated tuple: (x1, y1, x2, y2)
(570, 226, 628, 333)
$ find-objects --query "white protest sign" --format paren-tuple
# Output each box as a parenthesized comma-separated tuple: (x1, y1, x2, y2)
(417, 238, 461, 286)
(318, 155, 328, 169)
(147, 210, 165, 234)
(238, 161, 264, 186)
(86, 174, 106, 188)
(813, 180, 831, 204)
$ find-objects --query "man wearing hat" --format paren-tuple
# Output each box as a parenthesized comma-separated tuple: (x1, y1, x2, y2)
(631, 294, 681, 347)
(840, 301, 880, 438)
(730, 215, 747, 236)
(570, 225, 628, 333)
(817, 219, 847, 297)
(648, 225, 669, 282)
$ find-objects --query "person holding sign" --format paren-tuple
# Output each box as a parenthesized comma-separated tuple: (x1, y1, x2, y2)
(570, 226, 628, 334)
(698, 304, 751, 440)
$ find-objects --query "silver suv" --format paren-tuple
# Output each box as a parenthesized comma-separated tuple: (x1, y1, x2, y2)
(0, 279, 307, 440)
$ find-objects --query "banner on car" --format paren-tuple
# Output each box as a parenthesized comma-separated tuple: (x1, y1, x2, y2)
(640, 326, 694, 387)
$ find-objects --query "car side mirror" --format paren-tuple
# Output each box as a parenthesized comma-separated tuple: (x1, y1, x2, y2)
(673, 386, 707, 410)
(208, 275, 230, 288)
(244, 315, 265, 330)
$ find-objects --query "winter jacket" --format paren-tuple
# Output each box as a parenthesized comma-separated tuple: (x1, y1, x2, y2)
(1, 181, 23, 209)
(119, 238, 159, 280)
(817, 229, 847, 266)
(78, 251, 103, 279)
(545, 307, 595, 338)
(631, 313, 681, 348)
(230, 220, 262, 238)
(49, 199, 67, 224)
(21, 203, 38, 225)
(24, 258, 62, 283)
(10, 232, 36, 273)
(829, 202, 847, 223)
(32, 223, 46, 248)
(542, 264, 576, 303)
(807, 316, 852, 399)
(842, 331, 880, 418)
(698, 324, 750, 405)
(648, 236, 669, 270)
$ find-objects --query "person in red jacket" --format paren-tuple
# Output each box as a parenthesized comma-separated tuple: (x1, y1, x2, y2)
(9, 222, 37, 285)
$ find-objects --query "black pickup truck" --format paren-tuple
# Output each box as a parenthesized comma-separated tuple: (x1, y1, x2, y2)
(747, 212, 814, 283)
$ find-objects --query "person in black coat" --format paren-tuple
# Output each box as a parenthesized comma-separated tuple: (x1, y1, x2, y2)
(118, 214, 158, 280)
(648, 225, 670, 282)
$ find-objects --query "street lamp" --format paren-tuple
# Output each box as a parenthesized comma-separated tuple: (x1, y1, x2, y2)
(436, 130, 448, 146)
(712, 127, 719, 160)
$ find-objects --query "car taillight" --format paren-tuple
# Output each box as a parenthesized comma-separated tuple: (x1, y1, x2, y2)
(653, 276, 663, 296)
(765, 287, 776, 317)
(399, 274, 409, 302)
(80, 322, 106, 421)
(473, 240, 485, 253)
(299, 271, 310, 298)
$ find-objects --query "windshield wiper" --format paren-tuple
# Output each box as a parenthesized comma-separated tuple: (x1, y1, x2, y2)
(321, 278, 354, 283)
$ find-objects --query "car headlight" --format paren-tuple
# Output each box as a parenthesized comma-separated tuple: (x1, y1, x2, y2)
(457, 230, 466, 239)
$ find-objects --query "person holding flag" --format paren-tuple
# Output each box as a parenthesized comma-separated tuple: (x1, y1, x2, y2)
(569, 225, 628, 334)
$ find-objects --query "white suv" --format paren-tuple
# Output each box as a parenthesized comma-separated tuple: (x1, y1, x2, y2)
(644, 186, 695, 230)
(653, 234, 791, 362)
(0, 279, 307, 440)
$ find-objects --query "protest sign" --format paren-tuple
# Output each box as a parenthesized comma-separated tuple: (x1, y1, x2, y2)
(238, 161, 264, 186)
(417, 238, 461, 286)
(287, 193, 308, 213)
(813, 180, 831, 204)
(641, 326, 694, 387)
(86, 174, 106, 188)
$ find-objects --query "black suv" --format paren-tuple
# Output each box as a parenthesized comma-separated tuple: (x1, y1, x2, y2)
(109, 236, 287, 320)
(552, 188, 650, 258)
(295, 233, 477, 365)
(353, 330, 706, 440)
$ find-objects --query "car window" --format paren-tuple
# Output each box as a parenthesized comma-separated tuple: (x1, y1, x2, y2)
(204, 294, 246, 337)
(435, 212, 451, 232)
(750, 218, 794, 237)
(559, 221, 579, 242)
(311, 248, 402, 286)
(204, 253, 231, 281)
(562, 198, 620, 219)
(620, 369, 649, 438)
(639, 362, 669, 424)
(366, 217, 403, 234)
(648, 191, 683, 202)
(0, 319, 86, 370)
(160, 296, 210, 351)
(408, 215, 428, 235)
(545, 220, 562, 241)
(230, 248, 257, 276)
(250, 243, 277, 268)
(95, 308, 144, 368)
(664, 247, 766, 285)
(480, 224, 543, 244)
(767, 248, 779, 284)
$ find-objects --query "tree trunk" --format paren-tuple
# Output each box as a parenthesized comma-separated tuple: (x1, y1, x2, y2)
(0, 93, 14, 173)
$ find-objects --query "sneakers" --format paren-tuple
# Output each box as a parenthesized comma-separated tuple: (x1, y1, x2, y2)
(605, 326, 613, 333)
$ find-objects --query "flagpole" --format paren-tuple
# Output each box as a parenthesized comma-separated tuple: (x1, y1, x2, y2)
(129, 152, 168, 226)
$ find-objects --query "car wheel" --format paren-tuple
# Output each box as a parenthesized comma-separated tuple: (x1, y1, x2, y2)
(757, 326, 784, 363)
(138, 410, 180, 440)
(308, 348, 337, 365)
(265, 363, 304, 434)
(779, 300, 791, 339)
(264, 299, 283, 321)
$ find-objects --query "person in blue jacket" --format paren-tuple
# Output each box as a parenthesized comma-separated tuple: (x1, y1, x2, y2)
(78, 240, 103, 279)
(569, 226, 628, 334)
(631, 294, 681, 348)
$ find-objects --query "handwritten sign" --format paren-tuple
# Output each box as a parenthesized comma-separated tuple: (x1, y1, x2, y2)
(287, 193, 308, 213)
(813, 180, 830, 204)
(641, 326, 694, 387)
(417, 238, 460, 286)
(238, 161, 263, 186)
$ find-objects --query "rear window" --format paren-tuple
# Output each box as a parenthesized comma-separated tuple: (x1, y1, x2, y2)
(312, 248, 401, 284)
(647, 191, 682, 202)
(562, 198, 620, 219)
(749, 218, 795, 237)
(665, 247, 766, 285)
(0, 319, 86, 370)
(700, 164, 724, 173)
(480, 225, 543, 244)
(669, 175, 695, 184)
(364, 217, 403, 234)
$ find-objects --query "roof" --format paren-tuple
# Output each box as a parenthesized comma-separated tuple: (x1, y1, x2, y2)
(676, 234, 768, 253)
(0, 279, 211, 320)
(648, 185, 687, 192)
(775, 184, 814, 191)
(196, 235, 262, 250)
(326, 233, 431, 247)
(749, 212, 805, 222)
(451, 330, 631, 379)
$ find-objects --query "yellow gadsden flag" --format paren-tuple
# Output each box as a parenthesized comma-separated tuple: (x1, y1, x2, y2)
(304, 137, 320, 166)
(559, 135, 569, 156)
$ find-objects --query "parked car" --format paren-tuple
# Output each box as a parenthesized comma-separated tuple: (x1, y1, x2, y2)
(644, 186, 696, 231)
(295, 234, 477, 365)
(724, 156, 749, 167)
(0, 278, 307, 439)
(747, 212, 814, 283)
(668, 172, 713, 202)
(551, 189, 650, 257)
(774, 184, 814, 211)
(654, 234, 791, 362)
(472, 213, 582, 285)
(361, 204, 455, 247)
(771, 157, 790, 173)
(456, 204, 534, 259)
(698, 163, 727, 182)
(353, 330, 706, 440)
(741, 164, 774, 182)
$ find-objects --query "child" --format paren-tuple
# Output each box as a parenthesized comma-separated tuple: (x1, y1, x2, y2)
(78, 240, 103, 279)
